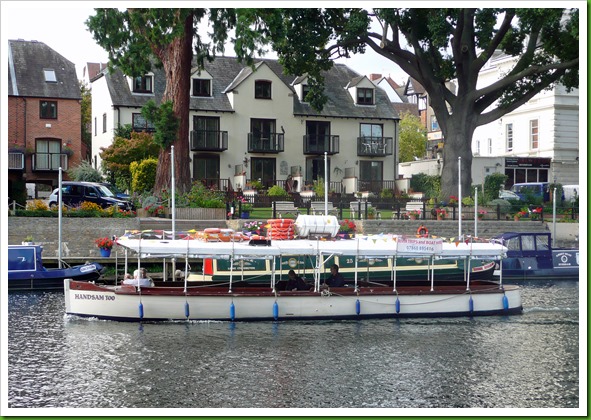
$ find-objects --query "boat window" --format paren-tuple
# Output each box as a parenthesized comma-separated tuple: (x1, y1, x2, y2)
(9, 248, 36, 271)
(506, 237, 521, 251)
(521, 235, 535, 251)
(536, 235, 549, 250)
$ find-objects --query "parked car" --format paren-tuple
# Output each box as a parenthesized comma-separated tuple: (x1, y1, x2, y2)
(100, 182, 130, 200)
(47, 181, 134, 210)
(499, 190, 521, 200)
(509, 182, 550, 202)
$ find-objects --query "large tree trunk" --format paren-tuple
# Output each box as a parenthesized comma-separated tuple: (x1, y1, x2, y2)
(439, 111, 477, 202)
(153, 12, 193, 194)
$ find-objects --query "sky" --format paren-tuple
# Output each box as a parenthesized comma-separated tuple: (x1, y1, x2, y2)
(1, 3, 408, 85)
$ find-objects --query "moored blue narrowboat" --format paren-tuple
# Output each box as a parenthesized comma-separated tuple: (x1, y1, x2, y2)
(9, 245, 104, 291)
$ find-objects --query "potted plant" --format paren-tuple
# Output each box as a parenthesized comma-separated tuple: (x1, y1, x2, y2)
(240, 199, 253, 219)
(22, 235, 34, 245)
(477, 209, 487, 220)
(145, 203, 165, 217)
(406, 209, 421, 220)
(367, 206, 376, 219)
(95, 237, 114, 257)
(436, 208, 447, 220)
(339, 219, 356, 238)
(242, 220, 263, 236)
(514, 210, 528, 221)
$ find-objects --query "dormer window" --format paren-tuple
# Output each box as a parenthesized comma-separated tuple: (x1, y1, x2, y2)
(255, 80, 272, 99)
(133, 75, 153, 93)
(44, 69, 57, 83)
(357, 88, 374, 105)
(302, 84, 310, 101)
(192, 79, 211, 97)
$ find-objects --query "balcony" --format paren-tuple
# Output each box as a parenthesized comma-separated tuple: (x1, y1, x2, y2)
(247, 133, 284, 154)
(303, 135, 340, 155)
(32, 153, 68, 171)
(357, 136, 393, 157)
(190, 130, 229, 152)
(8, 152, 24, 170)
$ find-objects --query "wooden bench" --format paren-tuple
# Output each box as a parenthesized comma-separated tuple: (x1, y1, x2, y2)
(273, 201, 299, 217)
(405, 201, 424, 212)
(310, 201, 338, 216)
(349, 201, 373, 217)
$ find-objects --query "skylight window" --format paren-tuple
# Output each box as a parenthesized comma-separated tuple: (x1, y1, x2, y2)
(44, 69, 57, 83)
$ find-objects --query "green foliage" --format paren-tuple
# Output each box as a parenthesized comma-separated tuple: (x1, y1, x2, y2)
(10, 179, 27, 207)
(176, 182, 225, 208)
(100, 131, 160, 192)
(248, 180, 264, 190)
(130, 158, 158, 193)
(267, 185, 288, 198)
(67, 160, 103, 182)
(462, 196, 474, 207)
(114, 124, 133, 140)
(379, 188, 394, 199)
(488, 199, 513, 215)
(483, 173, 508, 203)
(80, 81, 92, 148)
(399, 112, 427, 162)
(141, 100, 179, 149)
(410, 173, 440, 199)
(313, 178, 325, 198)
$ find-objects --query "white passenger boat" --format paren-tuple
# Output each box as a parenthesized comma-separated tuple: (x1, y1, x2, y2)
(64, 218, 522, 322)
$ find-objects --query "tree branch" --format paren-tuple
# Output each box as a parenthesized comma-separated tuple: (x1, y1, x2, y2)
(473, 10, 515, 72)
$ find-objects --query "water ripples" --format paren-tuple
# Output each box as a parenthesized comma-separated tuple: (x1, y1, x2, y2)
(6, 282, 579, 410)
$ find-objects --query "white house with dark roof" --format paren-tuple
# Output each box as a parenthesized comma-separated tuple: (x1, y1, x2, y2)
(90, 56, 400, 194)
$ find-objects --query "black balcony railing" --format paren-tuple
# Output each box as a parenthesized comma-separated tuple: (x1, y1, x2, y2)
(8, 152, 24, 170)
(357, 136, 393, 157)
(303, 135, 340, 155)
(32, 153, 68, 171)
(247, 133, 284, 153)
(190, 130, 229, 151)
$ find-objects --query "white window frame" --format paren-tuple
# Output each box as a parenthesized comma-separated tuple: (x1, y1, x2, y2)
(530, 119, 539, 150)
(506, 123, 513, 152)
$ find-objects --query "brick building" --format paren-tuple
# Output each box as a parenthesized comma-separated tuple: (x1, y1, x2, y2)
(7, 39, 82, 201)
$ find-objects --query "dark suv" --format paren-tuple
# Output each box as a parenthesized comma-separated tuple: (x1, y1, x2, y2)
(47, 181, 134, 210)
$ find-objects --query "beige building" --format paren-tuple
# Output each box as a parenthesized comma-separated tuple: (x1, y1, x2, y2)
(90, 57, 400, 194)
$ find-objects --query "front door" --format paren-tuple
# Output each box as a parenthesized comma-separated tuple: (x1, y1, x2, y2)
(305, 156, 330, 184)
(193, 154, 220, 188)
(251, 158, 275, 188)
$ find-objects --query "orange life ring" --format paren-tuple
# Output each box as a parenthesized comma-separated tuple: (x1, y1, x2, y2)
(417, 225, 429, 237)
(204, 228, 221, 234)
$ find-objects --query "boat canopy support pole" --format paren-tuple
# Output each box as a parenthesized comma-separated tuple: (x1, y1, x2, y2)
(392, 256, 397, 293)
(430, 256, 435, 292)
(228, 255, 234, 293)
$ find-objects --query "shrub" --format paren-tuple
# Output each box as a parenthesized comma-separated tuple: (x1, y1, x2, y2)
(267, 185, 288, 198)
(130, 158, 158, 193)
(79, 201, 103, 212)
(379, 188, 394, 199)
(26, 199, 49, 211)
(488, 198, 512, 214)
(68, 161, 103, 182)
(484, 173, 508, 203)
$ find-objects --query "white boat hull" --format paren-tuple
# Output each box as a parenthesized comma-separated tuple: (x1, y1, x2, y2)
(65, 280, 522, 322)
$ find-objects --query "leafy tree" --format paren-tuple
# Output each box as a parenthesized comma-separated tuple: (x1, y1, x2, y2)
(398, 112, 427, 162)
(241, 8, 579, 200)
(86, 8, 253, 193)
(100, 131, 161, 191)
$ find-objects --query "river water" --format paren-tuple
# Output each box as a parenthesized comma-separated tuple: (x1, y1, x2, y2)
(4, 280, 583, 415)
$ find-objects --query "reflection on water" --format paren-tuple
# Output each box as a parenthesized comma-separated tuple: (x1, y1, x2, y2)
(6, 282, 579, 410)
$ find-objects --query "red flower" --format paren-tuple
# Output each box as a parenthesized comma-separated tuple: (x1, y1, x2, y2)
(95, 237, 114, 250)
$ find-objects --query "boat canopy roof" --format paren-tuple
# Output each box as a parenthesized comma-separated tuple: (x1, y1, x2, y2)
(116, 232, 507, 260)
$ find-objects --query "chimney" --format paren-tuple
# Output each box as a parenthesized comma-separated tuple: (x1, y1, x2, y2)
(369, 73, 382, 81)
